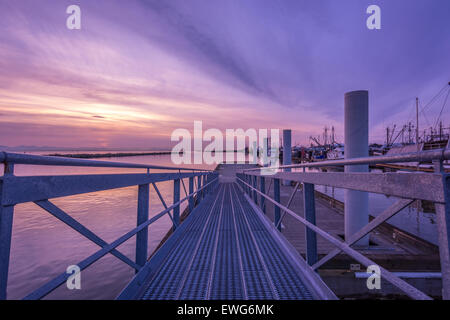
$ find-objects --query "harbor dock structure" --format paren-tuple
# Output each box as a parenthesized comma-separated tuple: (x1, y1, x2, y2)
(1, 147, 450, 300)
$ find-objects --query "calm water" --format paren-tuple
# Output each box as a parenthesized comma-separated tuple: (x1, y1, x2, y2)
(5, 153, 437, 299)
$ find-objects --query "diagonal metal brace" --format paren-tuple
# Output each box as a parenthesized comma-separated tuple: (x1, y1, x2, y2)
(275, 182, 300, 229)
(34, 200, 141, 271)
(179, 170, 189, 199)
(312, 198, 414, 270)
(151, 182, 177, 227)
(262, 178, 273, 212)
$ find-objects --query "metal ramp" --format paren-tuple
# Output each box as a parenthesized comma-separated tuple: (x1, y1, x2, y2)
(118, 183, 336, 300)
(3, 151, 449, 300)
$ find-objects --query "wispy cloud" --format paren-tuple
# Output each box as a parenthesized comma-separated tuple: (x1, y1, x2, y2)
(0, 0, 449, 148)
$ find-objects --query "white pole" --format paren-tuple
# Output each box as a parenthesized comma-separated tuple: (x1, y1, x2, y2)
(344, 91, 369, 247)
(252, 141, 258, 164)
(283, 129, 292, 186)
(263, 137, 269, 167)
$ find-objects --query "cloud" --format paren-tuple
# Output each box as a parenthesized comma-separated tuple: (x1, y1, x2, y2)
(0, 0, 449, 148)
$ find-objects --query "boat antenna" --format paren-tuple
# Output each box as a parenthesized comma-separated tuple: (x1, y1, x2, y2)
(416, 97, 420, 152)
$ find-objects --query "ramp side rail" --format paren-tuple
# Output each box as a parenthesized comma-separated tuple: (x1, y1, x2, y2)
(0, 151, 218, 300)
(238, 149, 450, 300)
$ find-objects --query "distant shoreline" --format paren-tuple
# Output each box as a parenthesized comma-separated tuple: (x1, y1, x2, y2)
(45, 150, 247, 159)
(46, 151, 176, 159)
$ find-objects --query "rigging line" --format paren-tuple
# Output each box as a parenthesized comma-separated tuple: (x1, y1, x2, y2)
(421, 107, 431, 127)
(434, 87, 450, 129)
(419, 86, 447, 128)
(420, 83, 448, 114)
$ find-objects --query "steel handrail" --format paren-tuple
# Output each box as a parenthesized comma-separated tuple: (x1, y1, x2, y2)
(243, 148, 450, 171)
(23, 175, 219, 300)
(236, 175, 432, 300)
(0, 151, 210, 172)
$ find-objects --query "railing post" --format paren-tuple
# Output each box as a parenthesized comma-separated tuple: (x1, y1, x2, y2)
(274, 178, 281, 231)
(173, 179, 180, 231)
(303, 183, 318, 266)
(135, 184, 149, 270)
(260, 176, 266, 215)
(252, 175, 258, 205)
(283, 129, 292, 186)
(435, 160, 450, 299)
(202, 175, 206, 199)
(197, 175, 202, 203)
(0, 163, 15, 299)
(209, 174, 212, 192)
(189, 177, 194, 213)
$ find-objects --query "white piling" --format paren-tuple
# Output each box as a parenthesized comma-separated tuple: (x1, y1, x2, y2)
(252, 141, 258, 164)
(283, 129, 292, 186)
(263, 137, 269, 167)
(344, 91, 369, 247)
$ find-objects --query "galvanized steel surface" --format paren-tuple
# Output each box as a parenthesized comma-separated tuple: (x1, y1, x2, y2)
(137, 183, 318, 300)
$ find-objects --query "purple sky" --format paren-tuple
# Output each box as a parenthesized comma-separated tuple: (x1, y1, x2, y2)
(0, 0, 449, 149)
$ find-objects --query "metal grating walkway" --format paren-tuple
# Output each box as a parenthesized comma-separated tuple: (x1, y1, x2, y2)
(136, 183, 318, 300)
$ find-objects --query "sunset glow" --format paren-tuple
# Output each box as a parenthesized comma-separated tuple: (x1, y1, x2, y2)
(1, 0, 449, 149)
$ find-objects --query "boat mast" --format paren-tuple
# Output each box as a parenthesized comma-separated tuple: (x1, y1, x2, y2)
(416, 97, 420, 152)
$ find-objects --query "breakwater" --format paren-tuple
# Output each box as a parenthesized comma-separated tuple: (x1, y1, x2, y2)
(46, 151, 175, 159)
